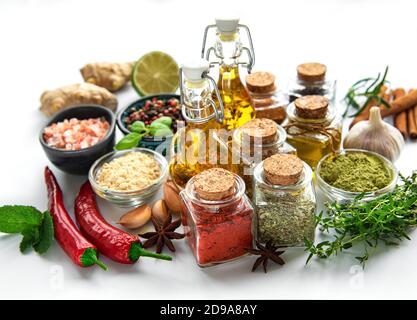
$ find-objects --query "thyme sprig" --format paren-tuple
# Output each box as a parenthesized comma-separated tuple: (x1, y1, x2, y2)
(305, 173, 417, 267)
(343, 66, 390, 117)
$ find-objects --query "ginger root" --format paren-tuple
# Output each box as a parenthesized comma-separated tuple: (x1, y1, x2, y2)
(80, 62, 133, 92)
(39, 83, 118, 117)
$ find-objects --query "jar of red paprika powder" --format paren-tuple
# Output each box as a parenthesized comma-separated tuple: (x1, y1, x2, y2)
(180, 168, 255, 267)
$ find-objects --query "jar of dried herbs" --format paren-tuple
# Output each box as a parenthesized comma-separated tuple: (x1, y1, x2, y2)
(287, 62, 336, 105)
(231, 118, 296, 198)
(253, 154, 316, 247)
(282, 95, 342, 169)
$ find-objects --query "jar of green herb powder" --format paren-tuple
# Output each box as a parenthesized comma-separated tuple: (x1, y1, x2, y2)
(316, 149, 397, 204)
(253, 154, 316, 247)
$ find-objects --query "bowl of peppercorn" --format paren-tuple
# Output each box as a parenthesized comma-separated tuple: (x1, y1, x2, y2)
(116, 94, 183, 154)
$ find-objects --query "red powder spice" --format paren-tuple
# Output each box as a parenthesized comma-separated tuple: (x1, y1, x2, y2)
(182, 199, 254, 266)
(180, 169, 255, 266)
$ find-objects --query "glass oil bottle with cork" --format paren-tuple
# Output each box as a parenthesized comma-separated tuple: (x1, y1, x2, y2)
(169, 60, 238, 190)
(253, 154, 316, 247)
(246, 71, 288, 124)
(288, 62, 336, 105)
(201, 18, 256, 130)
(231, 118, 296, 198)
(282, 95, 342, 169)
(180, 168, 255, 267)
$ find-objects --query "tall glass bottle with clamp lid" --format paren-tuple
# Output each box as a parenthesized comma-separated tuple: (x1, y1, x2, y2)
(169, 61, 238, 190)
(201, 18, 256, 130)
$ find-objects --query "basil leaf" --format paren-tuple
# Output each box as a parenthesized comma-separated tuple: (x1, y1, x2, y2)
(33, 211, 54, 254)
(152, 116, 172, 128)
(0, 206, 43, 234)
(130, 121, 147, 133)
(114, 132, 143, 150)
(149, 122, 170, 135)
(153, 128, 173, 137)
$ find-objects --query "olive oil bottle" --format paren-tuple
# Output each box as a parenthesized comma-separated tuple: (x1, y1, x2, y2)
(169, 61, 238, 190)
(201, 18, 256, 130)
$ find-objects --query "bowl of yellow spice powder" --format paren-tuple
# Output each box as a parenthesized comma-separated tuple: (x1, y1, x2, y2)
(89, 148, 168, 207)
(316, 149, 397, 204)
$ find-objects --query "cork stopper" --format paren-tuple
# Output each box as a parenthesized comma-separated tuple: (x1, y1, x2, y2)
(263, 154, 303, 186)
(297, 63, 327, 82)
(246, 71, 276, 94)
(194, 168, 236, 201)
(240, 118, 278, 145)
(294, 95, 329, 119)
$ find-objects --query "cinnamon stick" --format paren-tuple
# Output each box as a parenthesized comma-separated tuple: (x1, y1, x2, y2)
(380, 89, 417, 118)
(408, 107, 417, 139)
(392, 88, 407, 138)
(349, 85, 388, 129)
(413, 106, 417, 139)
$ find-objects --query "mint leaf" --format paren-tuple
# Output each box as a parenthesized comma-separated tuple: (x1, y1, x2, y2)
(130, 121, 147, 133)
(19, 227, 39, 253)
(0, 206, 43, 233)
(114, 132, 143, 150)
(152, 116, 172, 128)
(33, 211, 54, 254)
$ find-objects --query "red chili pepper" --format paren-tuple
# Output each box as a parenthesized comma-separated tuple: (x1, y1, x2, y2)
(44, 167, 107, 270)
(74, 181, 172, 264)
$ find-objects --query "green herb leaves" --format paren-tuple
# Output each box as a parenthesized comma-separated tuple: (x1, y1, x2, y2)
(305, 173, 417, 267)
(115, 117, 174, 151)
(0, 205, 54, 254)
(0, 206, 43, 233)
(114, 132, 144, 150)
(343, 66, 390, 117)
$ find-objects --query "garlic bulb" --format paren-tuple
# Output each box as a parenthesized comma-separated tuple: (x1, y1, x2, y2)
(343, 106, 404, 161)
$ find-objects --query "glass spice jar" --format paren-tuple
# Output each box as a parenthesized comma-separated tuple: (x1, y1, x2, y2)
(287, 62, 336, 105)
(282, 95, 342, 169)
(180, 168, 255, 267)
(231, 118, 296, 198)
(246, 71, 288, 124)
(253, 154, 316, 247)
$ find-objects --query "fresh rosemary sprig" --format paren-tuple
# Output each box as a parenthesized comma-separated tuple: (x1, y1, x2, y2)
(343, 66, 390, 117)
(305, 173, 417, 267)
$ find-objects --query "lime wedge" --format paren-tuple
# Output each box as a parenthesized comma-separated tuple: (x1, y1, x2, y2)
(132, 51, 179, 96)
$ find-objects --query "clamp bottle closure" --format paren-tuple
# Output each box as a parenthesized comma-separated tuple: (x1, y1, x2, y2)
(201, 18, 255, 73)
(179, 61, 225, 124)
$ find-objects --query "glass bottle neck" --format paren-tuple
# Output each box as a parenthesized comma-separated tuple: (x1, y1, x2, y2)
(182, 79, 215, 121)
(215, 31, 242, 66)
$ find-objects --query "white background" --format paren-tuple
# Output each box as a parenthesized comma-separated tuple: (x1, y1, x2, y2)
(1, 0, 417, 300)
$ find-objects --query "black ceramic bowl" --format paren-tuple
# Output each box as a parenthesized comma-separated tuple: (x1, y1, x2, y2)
(116, 94, 182, 153)
(39, 105, 116, 175)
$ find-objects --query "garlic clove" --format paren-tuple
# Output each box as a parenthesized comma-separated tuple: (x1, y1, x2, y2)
(118, 204, 152, 229)
(163, 180, 182, 213)
(344, 106, 404, 161)
(152, 199, 170, 226)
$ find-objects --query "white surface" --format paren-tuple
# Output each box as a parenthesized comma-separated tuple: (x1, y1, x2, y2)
(1, 0, 417, 300)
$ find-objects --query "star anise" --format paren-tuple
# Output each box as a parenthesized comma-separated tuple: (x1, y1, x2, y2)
(139, 214, 185, 254)
(246, 241, 286, 273)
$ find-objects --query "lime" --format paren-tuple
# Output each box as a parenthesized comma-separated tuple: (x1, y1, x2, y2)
(132, 51, 179, 96)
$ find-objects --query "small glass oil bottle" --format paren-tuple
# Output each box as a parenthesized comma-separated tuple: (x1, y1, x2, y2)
(282, 95, 342, 169)
(169, 60, 238, 190)
(231, 118, 296, 198)
(201, 18, 256, 130)
(287, 62, 336, 105)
